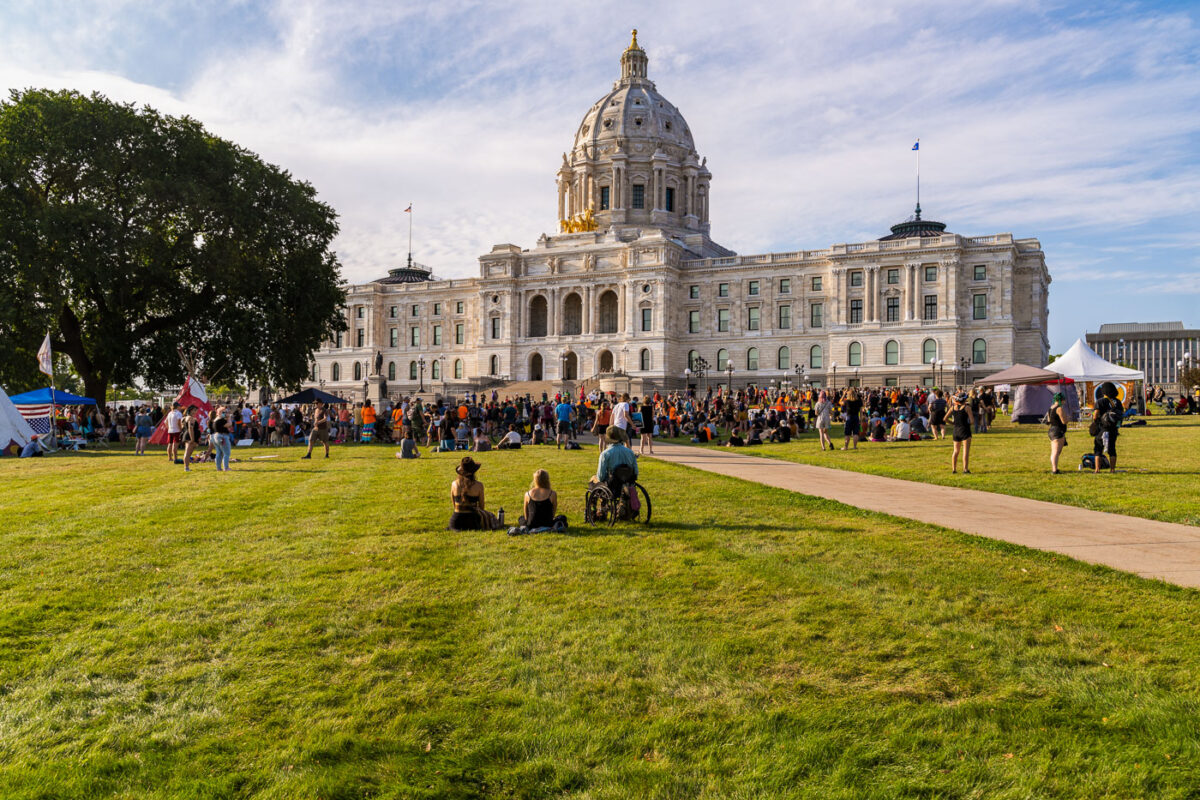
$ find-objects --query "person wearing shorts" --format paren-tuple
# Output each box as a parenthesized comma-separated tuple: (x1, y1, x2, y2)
(555, 399, 573, 449)
(302, 400, 331, 459)
(165, 402, 183, 463)
(950, 393, 975, 474)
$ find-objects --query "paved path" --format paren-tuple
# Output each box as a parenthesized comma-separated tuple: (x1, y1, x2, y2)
(648, 442, 1200, 588)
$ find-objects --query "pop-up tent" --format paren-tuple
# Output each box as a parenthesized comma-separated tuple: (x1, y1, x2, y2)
(149, 376, 212, 445)
(275, 387, 349, 405)
(1046, 339, 1143, 409)
(10, 387, 96, 435)
(0, 385, 36, 455)
(974, 364, 1079, 422)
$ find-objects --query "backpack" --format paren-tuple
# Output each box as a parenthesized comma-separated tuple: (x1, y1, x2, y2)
(1081, 453, 1110, 470)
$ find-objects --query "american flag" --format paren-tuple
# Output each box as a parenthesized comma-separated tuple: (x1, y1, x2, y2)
(17, 404, 54, 434)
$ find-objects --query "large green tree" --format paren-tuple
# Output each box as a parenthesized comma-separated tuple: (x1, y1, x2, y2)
(0, 89, 346, 404)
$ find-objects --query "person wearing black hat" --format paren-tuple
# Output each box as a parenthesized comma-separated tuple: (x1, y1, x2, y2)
(449, 456, 498, 530)
(949, 392, 975, 474)
(1047, 391, 1069, 473)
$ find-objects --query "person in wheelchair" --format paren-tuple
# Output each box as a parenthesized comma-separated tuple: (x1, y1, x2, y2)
(588, 425, 638, 495)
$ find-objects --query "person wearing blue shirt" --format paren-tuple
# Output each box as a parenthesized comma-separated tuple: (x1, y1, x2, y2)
(590, 425, 638, 490)
(555, 400, 574, 448)
(20, 435, 42, 458)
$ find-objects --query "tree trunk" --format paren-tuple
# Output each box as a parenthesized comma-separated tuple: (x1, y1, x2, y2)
(82, 372, 110, 409)
(57, 304, 108, 406)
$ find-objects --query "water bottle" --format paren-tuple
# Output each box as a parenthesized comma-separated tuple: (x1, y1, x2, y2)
(497, 507, 505, 526)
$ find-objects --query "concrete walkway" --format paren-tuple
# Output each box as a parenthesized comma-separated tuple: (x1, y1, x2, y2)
(648, 442, 1200, 588)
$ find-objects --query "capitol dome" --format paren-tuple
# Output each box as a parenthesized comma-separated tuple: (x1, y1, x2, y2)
(556, 31, 712, 235)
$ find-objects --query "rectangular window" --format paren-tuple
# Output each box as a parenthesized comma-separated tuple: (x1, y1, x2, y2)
(811, 276, 823, 291)
(490, 318, 500, 339)
(778, 305, 791, 329)
(885, 377, 898, 387)
(599, 186, 610, 211)
(632, 184, 645, 209)
(335, 331, 343, 348)
(850, 271, 863, 287)
(689, 285, 700, 299)
(389, 306, 398, 318)
(456, 301, 464, 314)
(665, 186, 675, 212)
(748, 280, 760, 296)
(779, 278, 791, 294)
(356, 307, 364, 319)
(811, 303, 823, 327)
(974, 265, 986, 281)
(410, 327, 420, 346)
(886, 297, 899, 322)
(411, 304, 419, 317)
(717, 309, 730, 332)
(718, 283, 729, 298)
(887, 268, 899, 284)
(924, 295, 937, 320)
(389, 328, 398, 347)
(748, 307, 760, 331)
(850, 299, 863, 324)
(641, 308, 652, 332)
(356, 329, 364, 347)
(455, 323, 464, 344)
(924, 266, 937, 282)
(689, 310, 700, 333)
(433, 325, 442, 345)
(433, 302, 441, 316)
(973, 293, 987, 320)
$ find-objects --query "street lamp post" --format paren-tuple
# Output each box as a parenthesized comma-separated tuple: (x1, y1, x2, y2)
(683, 366, 692, 392)
(694, 356, 710, 395)
(438, 354, 446, 396)
(854, 367, 860, 389)
(725, 362, 734, 395)
(930, 358, 937, 387)
(417, 355, 426, 393)
(936, 358, 944, 388)
(958, 356, 971, 388)
(831, 362, 838, 391)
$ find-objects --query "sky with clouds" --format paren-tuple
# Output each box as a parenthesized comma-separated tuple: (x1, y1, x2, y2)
(3, 0, 1198, 353)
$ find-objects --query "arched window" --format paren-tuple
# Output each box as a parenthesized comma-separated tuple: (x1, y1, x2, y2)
(717, 348, 730, 371)
(885, 340, 899, 365)
(923, 338, 938, 364)
(747, 347, 759, 370)
(310, 363, 319, 382)
(353, 362, 362, 381)
(810, 345, 823, 369)
(597, 290, 619, 334)
(848, 341, 862, 367)
(489, 355, 500, 375)
(528, 295, 548, 337)
(562, 293, 582, 335)
(777, 346, 790, 371)
(431, 360, 441, 380)
(640, 348, 651, 370)
(387, 362, 396, 381)
(331, 363, 340, 381)
(973, 338, 987, 364)
(454, 359, 463, 379)
(688, 350, 699, 371)
(409, 361, 418, 380)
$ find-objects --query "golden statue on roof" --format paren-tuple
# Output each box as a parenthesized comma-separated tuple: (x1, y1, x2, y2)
(628, 29, 639, 50)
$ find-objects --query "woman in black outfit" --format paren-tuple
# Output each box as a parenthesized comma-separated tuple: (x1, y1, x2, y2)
(841, 388, 863, 450)
(510, 469, 567, 534)
(181, 405, 201, 473)
(949, 393, 975, 474)
(1047, 391, 1069, 473)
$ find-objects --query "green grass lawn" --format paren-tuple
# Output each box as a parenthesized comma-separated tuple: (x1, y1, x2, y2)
(2, 443, 1200, 798)
(669, 414, 1200, 526)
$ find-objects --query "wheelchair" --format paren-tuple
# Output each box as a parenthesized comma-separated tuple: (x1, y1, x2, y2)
(584, 464, 652, 527)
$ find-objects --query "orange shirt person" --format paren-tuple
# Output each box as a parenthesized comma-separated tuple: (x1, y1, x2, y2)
(362, 402, 377, 425)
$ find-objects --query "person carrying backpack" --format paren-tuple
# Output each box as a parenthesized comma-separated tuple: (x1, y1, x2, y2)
(1091, 383, 1125, 474)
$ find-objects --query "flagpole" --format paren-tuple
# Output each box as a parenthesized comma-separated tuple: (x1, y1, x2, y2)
(916, 138, 920, 217)
(47, 333, 57, 449)
(407, 202, 413, 269)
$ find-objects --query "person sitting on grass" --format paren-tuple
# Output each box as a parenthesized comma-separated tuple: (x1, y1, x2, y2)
(19, 434, 43, 458)
(472, 427, 492, 452)
(439, 424, 457, 452)
(726, 429, 745, 447)
(508, 469, 568, 535)
(396, 429, 420, 459)
(448, 456, 499, 531)
(497, 423, 522, 450)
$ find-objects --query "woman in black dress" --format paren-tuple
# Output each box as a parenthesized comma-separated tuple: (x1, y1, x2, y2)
(181, 405, 201, 473)
(950, 393, 975, 474)
(1047, 391, 1069, 473)
(841, 388, 863, 450)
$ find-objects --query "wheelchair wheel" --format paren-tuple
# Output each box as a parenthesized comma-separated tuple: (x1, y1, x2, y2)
(630, 482, 652, 524)
(585, 486, 617, 526)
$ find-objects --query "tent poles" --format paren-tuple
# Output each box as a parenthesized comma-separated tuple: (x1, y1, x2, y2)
(48, 334, 57, 450)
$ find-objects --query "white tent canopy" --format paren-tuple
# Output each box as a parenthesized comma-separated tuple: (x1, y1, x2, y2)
(1045, 338, 1144, 382)
(0, 385, 36, 454)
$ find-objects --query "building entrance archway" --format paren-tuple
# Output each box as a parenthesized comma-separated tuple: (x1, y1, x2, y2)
(529, 352, 543, 381)
(563, 352, 578, 380)
(598, 349, 614, 373)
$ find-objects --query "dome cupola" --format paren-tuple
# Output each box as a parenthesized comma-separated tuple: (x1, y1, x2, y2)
(556, 32, 712, 235)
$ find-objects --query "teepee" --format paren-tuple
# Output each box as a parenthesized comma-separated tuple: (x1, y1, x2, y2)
(0, 385, 36, 456)
(149, 376, 212, 445)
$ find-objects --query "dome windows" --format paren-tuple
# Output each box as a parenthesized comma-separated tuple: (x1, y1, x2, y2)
(603, 119, 613, 129)
(664, 121, 672, 131)
(634, 117, 643, 126)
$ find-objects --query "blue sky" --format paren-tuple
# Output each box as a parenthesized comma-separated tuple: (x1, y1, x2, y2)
(3, 0, 1198, 354)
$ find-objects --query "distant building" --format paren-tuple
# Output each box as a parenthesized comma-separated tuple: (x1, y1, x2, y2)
(1086, 322, 1199, 387)
(309, 34, 1051, 401)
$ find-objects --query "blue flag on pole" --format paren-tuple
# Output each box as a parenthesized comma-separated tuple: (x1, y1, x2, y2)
(912, 142, 919, 151)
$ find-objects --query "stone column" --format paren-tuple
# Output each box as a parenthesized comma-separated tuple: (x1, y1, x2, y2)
(584, 285, 592, 333)
(905, 265, 915, 321)
(557, 180, 565, 223)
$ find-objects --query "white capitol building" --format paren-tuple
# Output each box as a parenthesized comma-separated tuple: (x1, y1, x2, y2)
(309, 32, 1050, 400)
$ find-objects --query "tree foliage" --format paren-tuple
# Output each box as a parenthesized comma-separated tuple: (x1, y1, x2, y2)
(0, 88, 346, 404)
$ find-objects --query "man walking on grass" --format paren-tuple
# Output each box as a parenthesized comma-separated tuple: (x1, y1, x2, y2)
(555, 397, 573, 449)
(302, 400, 331, 459)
